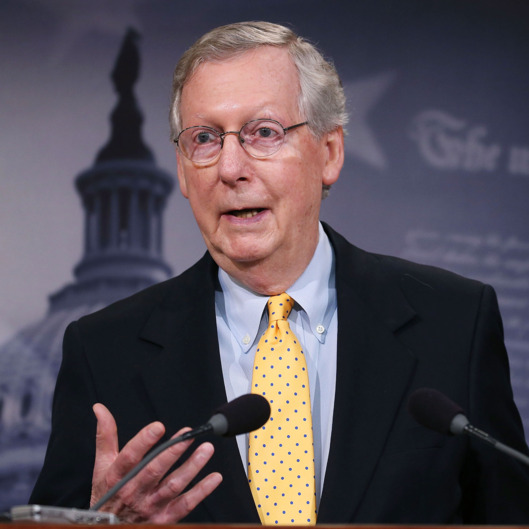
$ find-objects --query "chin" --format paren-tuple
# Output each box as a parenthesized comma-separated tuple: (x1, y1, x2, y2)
(220, 244, 275, 266)
(215, 235, 277, 262)
(228, 251, 269, 264)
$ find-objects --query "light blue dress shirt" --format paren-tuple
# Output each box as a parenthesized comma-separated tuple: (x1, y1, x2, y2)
(215, 223, 338, 502)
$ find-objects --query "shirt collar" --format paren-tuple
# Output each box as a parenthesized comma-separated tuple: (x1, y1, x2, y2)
(218, 268, 268, 353)
(287, 223, 336, 343)
(218, 222, 335, 353)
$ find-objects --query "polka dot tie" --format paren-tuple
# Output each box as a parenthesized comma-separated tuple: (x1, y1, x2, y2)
(248, 293, 317, 526)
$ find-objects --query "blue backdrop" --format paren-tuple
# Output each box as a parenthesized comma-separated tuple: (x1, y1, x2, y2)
(0, 0, 528, 508)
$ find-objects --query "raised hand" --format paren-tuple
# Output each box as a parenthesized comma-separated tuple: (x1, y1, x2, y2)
(90, 403, 223, 523)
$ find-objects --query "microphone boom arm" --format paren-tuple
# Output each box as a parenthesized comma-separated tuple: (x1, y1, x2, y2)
(462, 423, 529, 467)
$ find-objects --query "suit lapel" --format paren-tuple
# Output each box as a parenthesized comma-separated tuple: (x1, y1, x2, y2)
(138, 254, 259, 523)
(318, 227, 418, 522)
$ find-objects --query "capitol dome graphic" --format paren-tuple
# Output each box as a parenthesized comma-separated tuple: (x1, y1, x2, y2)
(0, 28, 174, 509)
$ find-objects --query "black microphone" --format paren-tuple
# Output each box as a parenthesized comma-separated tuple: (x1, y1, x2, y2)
(212, 393, 271, 436)
(88, 393, 270, 512)
(408, 387, 468, 435)
(408, 387, 529, 466)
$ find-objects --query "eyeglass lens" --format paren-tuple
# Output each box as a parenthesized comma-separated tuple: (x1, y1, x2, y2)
(178, 119, 288, 163)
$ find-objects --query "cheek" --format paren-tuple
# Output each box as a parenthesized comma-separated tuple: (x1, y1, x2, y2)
(283, 173, 322, 230)
(187, 184, 212, 217)
(180, 175, 219, 230)
(289, 157, 325, 201)
(181, 168, 216, 202)
(176, 155, 189, 198)
(178, 175, 189, 198)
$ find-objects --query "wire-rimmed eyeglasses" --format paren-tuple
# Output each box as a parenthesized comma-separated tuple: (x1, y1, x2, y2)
(174, 119, 308, 164)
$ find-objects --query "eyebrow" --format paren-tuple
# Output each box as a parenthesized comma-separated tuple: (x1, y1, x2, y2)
(182, 107, 283, 130)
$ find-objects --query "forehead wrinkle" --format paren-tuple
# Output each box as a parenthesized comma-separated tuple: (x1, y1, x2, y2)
(180, 47, 302, 129)
(184, 106, 289, 131)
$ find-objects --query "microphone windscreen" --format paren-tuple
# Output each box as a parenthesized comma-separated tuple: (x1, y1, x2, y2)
(214, 394, 271, 437)
(408, 387, 465, 435)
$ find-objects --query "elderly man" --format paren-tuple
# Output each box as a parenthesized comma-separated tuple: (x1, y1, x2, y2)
(31, 21, 529, 524)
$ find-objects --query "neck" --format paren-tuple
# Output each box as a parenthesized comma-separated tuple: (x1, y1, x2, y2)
(228, 264, 305, 296)
(215, 243, 318, 296)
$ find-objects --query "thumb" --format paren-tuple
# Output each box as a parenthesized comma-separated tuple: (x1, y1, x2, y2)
(93, 403, 119, 474)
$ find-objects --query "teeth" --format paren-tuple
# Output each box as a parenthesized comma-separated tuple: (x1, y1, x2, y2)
(233, 209, 261, 218)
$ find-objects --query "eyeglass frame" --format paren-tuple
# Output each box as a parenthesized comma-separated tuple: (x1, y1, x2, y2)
(173, 119, 309, 163)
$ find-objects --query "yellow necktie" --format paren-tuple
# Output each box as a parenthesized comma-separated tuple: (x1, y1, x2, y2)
(248, 293, 317, 525)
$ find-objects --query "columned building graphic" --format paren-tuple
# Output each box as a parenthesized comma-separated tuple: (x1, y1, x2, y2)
(0, 29, 174, 508)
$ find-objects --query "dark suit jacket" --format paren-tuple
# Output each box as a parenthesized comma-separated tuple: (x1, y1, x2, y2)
(30, 224, 529, 523)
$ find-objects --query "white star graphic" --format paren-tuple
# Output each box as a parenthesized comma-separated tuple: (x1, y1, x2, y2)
(343, 71, 396, 170)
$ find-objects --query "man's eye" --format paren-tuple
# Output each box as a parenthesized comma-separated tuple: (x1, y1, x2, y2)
(257, 127, 273, 138)
(195, 131, 215, 144)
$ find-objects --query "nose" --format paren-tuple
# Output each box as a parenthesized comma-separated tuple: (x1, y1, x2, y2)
(217, 132, 249, 184)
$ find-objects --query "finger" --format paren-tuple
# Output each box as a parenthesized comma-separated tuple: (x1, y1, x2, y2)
(132, 427, 196, 496)
(104, 419, 166, 487)
(91, 404, 121, 507)
(152, 441, 216, 505)
(159, 472, 223, 524)
(93, 404, 119, 473)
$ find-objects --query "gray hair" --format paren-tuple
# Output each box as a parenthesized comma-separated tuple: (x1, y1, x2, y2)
(169, 21, 348, 139)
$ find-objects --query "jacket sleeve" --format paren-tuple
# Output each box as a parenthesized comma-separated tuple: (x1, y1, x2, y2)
(461, 284, 529, 522)
(29, 321, 97, 508)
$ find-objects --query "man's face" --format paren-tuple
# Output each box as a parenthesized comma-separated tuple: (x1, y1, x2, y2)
(176, 46, 343, 293)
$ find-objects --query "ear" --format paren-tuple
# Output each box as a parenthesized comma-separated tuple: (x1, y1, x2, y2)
(322, 126, 344, 187)
(175, 149, 189, 199)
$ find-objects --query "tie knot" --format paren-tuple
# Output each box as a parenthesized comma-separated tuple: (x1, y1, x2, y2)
(267, 293, 294, 322)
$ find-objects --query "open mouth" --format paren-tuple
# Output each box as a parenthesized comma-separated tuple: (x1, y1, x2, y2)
(229, 208, 265, 219)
